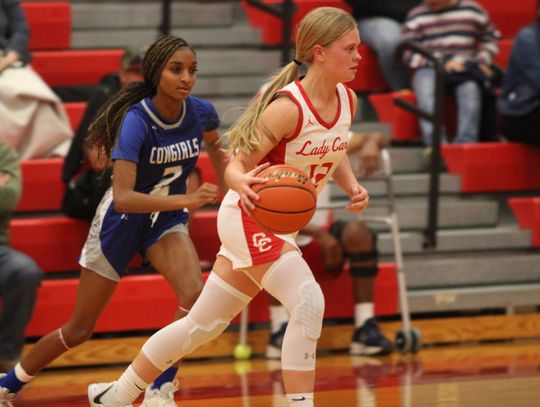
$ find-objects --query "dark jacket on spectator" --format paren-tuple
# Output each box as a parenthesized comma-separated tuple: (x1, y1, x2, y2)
(498, 23, 540, 117)
(344, 0, 420, 23)
(0, 0, 30, 63)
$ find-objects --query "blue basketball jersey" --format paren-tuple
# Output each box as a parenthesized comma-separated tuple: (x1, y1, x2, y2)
(80, 96, 220, 278)
(112, 96, 219, 198)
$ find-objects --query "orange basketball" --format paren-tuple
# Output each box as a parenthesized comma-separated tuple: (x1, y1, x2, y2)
(251, 164, 317, 234)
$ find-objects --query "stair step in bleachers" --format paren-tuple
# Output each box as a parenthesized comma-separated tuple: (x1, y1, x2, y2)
(336, 196, 499, 230)
(378, 225, 531, 255)
(72, 2, 236, 30)
(22, 2, 71, 51)
(509, 197, 540, 247)
(73, 24, 263, 49)
(442, 143, 540, 192)
(403, 250, 540, 289)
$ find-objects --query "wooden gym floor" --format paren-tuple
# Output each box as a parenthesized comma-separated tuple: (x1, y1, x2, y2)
(10, 339, 540, 406)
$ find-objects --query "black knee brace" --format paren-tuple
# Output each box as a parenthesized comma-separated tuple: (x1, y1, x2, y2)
(348, 250, 379, 277)
(348, 227, 379, 277)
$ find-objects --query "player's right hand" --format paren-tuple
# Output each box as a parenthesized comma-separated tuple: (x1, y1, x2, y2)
(237, 162, 269, 215)
(186, 182, 219, 210)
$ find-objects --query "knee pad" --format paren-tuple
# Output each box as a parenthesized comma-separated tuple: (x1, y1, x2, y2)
(262, 251, 325, 340)
(142, 273, 250, 371)
(262, 252, 325, 371)
(348, 250, 379, 277)
(295, 279, 325, 340)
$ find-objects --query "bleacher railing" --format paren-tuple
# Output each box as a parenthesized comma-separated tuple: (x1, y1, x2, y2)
(395, 41, 446, 249)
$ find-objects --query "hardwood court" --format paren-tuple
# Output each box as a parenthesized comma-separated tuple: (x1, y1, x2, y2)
(11, 339, 540, 407)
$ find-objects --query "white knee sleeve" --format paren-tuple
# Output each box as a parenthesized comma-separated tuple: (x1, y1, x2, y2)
(142, 272, 251, 371)
(262, 251, 325, 371)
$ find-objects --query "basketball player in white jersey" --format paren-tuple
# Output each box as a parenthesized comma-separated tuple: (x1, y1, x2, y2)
(88, 7, 368, 407)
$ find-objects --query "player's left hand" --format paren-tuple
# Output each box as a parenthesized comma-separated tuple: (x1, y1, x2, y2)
(347, 184, 369, 212)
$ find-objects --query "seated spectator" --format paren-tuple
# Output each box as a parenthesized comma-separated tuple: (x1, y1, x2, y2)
(61, 47, 145, 220)
(345, 0, 419, 91)
(498, 3, 540, 147)
(267, 131, 394, 358)
(0, 0, 72, 159)
(403, 0, 500, 147)
(0, 142, 43, 372)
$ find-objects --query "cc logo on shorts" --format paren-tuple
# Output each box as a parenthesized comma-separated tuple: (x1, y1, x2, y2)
(252, 232, 272, 252)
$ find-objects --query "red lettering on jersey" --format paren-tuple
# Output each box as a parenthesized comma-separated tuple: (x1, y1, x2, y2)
(296, 139, 330, 159)
(332, 137, 348, 152)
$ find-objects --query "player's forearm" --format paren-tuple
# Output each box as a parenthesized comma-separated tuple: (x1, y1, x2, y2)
(332, 158, 360, 197)
(206, 142, 228, 195)
(112, 189, 197, 213)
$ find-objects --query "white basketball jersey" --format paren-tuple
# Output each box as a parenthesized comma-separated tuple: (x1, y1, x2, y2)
(216, 80, 354, 269)
(265, 79, 354, 193)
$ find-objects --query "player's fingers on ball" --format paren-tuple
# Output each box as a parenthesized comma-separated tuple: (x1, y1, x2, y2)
(251, 162, 270, 175)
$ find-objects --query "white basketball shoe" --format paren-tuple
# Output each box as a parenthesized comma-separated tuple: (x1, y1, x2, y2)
(140, 380, 179, 407)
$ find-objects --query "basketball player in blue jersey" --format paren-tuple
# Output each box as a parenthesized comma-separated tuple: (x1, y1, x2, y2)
(0, 35, 227, 407)
(88, 8, 368, 407)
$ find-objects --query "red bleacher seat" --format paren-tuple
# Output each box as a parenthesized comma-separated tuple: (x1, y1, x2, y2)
(25, 262, 397, 337)
(508, 198, 540, 247)
(22, 2, 71, 51)
(189, 210, 220, 263)
(32, 49, 124, 86)
(348, 44, 388, 92)
(369, 90, 421, 142)
(10, 216, 88, 272)
(442, 143, 540, 192)
(64, 102, 87, 132)
(241, 0, 351, 45)
(17, 158, 65, 212)
(25, 275, 182, 337)
(476, 0, 537, 38)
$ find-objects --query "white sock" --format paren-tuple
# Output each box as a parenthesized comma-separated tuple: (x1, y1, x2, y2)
(354, 302, 374, 327)
(104, 365, 149, 404)
(287, 392, 314, 406)
(269, 305, 289, 333)
(15, 363, 33, 382)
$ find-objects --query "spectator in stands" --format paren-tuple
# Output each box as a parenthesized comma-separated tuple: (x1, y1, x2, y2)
(0, 34, 227, 406)
(61, 47, 146, 221)
(403, 0, 500, 147)
(498, 2, 540, 147)
(267, 131, 393, 359)
(0, 0, 72, 159)
(87, 8, 368, 407)
(345, 0, 419, 91)
(0, 142, 43, 373)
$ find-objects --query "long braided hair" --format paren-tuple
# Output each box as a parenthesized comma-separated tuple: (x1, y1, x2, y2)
(86, 35, 195, 158)
(224, 7, 356, 154)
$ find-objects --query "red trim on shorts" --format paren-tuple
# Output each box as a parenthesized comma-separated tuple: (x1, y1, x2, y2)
(241, 208, 285, 266)
(295, 79, 341, 129)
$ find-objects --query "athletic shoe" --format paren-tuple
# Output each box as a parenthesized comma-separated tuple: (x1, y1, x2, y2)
(350, 318, 393, 356)
(0, 374, 15, 407)
(265, 322, 287, 359)
(140, 380, 179, 406)
(88, 382, 132, 407)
